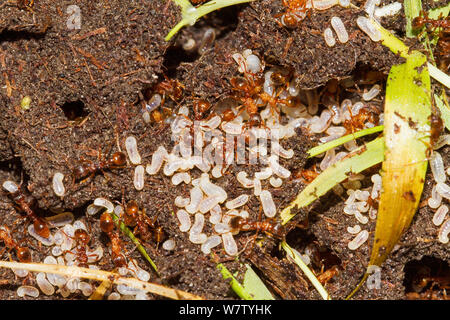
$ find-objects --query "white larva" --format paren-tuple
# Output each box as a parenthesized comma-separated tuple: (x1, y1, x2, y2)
(79, 282, 94, 296)
(36, 272, 55, 296)
(430, 152, 446, 184)
(347, 225, 362, 234)
(374, 2, 402, 18)
(364, 0, 380, 16)
(209, 205, 222, 224)
(199, 196, 220, 214)
(162, 239, 176, 251)
(438, 218, 450, 244)
(125, 136, 141, 165)
(190, 213, 205, 235)
(146, 146, 168, 175)
(199, 173, 227, 203)
(246, 54, 262, 74)
(338, 0, 350, 7)
(221, 121, 243, 135)
(320, 148, 335, 171)
(189, 232, 208, 244)
(330, 17, 349, 43)
(433, 204, 448, 226)
(226, 194, 249, 210)
(271, 141, 294, 159)
(174, 196, 190, 208)
(348, 230, 369, 250)
(356, 16, 381, 42)
(214, 222, 231, 234)
(201, 235, 222, 254)
(362, 84, 381, 101)
(171, 172, 191, 185)
(268, 155, 291, 179)
(176, 209, 191, 232)
(255, 167, 273, 180)
(133, 165, 145, 191)
(253, 178, 262, 196)
(436, 182, 450, 200)
(52, 172, 65, 197)
(17, 286, 40, 298)
(222, 232, 238, 256)
(260, 190, 276, 218)
(428, 185, 442, 209)
(313, 0, 338, 10)
(46, 212, 74, 228)
(186, 186, 204, 214)
(2, 180, 18, 193)
(94, 197, 114, 213)
(309, 110, 332, 133)
(269, 176, 283, 188)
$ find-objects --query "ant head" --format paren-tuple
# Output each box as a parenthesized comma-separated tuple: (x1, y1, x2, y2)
(16, 247, 31, 263)
(113, 253, 127, 268)
(125, 200, 139, 218)
(229, 216, 244, 229)
(193, 99, 211, 120)
(100, 212, 114, 234)
(74, 229, 90, 245)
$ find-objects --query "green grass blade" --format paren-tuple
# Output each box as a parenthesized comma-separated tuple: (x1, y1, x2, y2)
(110, 212, 159, 275)
(166, 0, 255, 41)
(404, 0, 422, 38)
(281, 241, 331, 300)
(435, 94, 450, 130)
(242, 264, 274, 300)
(307, 125, 384, 157)
(280, 137, 385, 224)
(217, 263, 254, 300)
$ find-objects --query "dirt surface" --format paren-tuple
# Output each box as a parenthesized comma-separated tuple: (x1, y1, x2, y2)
(0, 0, 448, 300)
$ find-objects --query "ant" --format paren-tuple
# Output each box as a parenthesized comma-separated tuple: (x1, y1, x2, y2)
(193, 98, 212, 120)
(72, 150, 127, 183)
(123, 200, 165, 247)
(412, 11, 449, 34)
(3, 181, 50, 239)
(295, 164, 320, 183)
(63, 228, 99, 268)
(229, 216, 286, 240)
(0, 225, 32, 263)
(342, 108, 379, 134)
(275, 0, 311, 28)
(99, 211, 127, 268)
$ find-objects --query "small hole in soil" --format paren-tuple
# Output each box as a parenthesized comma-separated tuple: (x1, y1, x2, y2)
(403, 256, 449, 295)
(60, 100, 88, 121)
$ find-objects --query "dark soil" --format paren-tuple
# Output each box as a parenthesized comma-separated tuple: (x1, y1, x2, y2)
(0, 0, 448, 300)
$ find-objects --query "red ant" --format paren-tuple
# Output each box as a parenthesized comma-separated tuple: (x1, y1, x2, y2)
(123, 200, 165, 246)
(63, 228, 99, 268)
(229, 216, 286, 240)
(72, 150, 127, 183)
(0, 225, 32, 263)
(193, 98, 212, 120)
(99, 211, 127, 268)
(275, 0, 311, 28)
(3, 181, 50, 239)
(295, 164, 320, 184)
(342, 108, 379, 134)
(412, 11, 449, 34)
